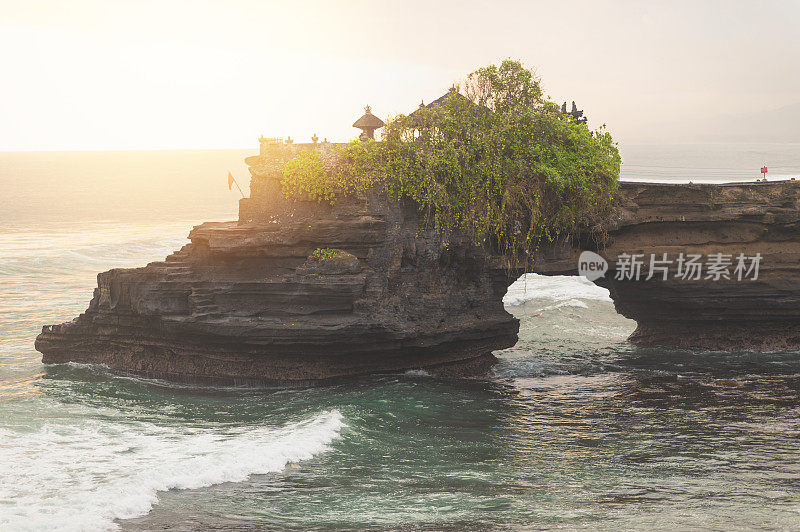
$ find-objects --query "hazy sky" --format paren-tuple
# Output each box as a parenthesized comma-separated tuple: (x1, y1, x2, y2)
(1, 0, 799, 150)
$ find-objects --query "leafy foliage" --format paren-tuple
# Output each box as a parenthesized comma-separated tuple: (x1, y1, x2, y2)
(280, 149, 331, 203)
(311, 248, 343, 261)
(281, 60, 621, 263)
(281, 142, 381, 203)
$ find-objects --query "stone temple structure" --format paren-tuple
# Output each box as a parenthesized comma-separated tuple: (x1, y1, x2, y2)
(352, 105, 384, 141)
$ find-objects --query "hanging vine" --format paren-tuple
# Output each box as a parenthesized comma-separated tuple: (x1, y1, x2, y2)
(280, 60, 621, 263)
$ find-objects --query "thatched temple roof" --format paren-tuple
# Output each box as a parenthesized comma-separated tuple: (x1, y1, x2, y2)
(352, 105, 385, 129)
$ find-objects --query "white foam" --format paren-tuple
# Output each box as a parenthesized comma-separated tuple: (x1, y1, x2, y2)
(0, 410, 344, 531)
(537, 299, 590, 311)
(503, 273, 612, 307)
(404, 369, 432, 377)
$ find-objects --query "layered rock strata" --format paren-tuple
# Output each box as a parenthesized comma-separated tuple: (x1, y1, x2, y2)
(35, 158, 519, 382)
(35, 144, 800, 382)
(592, 181, 800, 350)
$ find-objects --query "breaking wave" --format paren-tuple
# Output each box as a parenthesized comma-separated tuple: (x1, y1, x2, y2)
(503, 273, 612, 307)
(0, 410, 345, 531)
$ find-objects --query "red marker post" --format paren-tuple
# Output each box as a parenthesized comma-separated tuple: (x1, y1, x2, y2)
(761, 166, 768, 179)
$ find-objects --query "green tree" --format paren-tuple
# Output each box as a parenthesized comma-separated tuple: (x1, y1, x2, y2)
(281, 60, 621, 264)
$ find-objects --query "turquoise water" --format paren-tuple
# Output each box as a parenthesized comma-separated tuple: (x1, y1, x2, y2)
(2, 148, 800, 530)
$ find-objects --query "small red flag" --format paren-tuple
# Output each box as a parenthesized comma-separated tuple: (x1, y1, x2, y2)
(227, 171, 235, 190)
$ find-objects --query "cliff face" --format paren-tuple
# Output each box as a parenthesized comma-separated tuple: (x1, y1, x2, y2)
(590, 181, 800, 350)
(35, 152, 800, 383)
(35, 185, 518, 383)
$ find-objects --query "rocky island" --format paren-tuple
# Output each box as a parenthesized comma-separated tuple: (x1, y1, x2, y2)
(35, 62, 800, 383)
(36, 136, 523, 382)
(35, 137, 800, 383)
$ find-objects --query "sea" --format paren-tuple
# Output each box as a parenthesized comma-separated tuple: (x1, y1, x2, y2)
(1, 143, 800, 530)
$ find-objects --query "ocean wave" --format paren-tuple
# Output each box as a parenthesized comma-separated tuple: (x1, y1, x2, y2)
(0, 410, 345, 531)
(536, 299, 590, 311)
(492, 353, 572, 379)
(503, 274, 611, 307)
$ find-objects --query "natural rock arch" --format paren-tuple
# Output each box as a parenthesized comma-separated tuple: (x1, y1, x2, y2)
(36, 171, 800, 383)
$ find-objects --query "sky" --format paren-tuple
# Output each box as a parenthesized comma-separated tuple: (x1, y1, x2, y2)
(1, 0, 799, 151)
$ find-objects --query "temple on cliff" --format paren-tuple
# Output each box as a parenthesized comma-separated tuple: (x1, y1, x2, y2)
(34, 98, 800, 383)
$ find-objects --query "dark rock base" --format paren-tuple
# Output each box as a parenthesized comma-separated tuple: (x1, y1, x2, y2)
(36, 323, 511, 385)
(629, 320, 800, 351)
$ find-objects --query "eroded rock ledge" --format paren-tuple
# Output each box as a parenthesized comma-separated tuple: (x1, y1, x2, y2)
(595, 181, 800, 350)
(535, 180, 800, 350)
(35, 176, 800, 383)
(35, 188, 519, 383)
